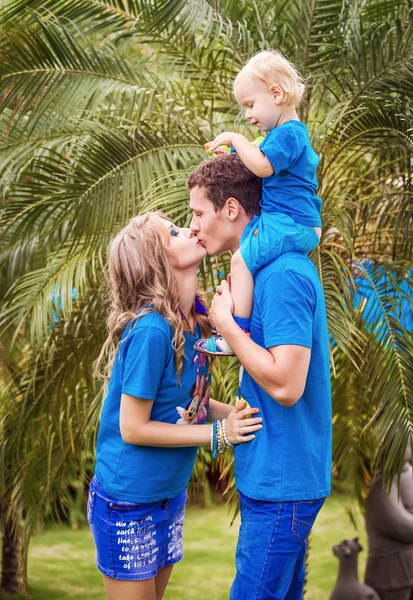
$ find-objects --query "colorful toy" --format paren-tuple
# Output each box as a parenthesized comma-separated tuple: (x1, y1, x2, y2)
(236, 395, 252, 420)
(252, 136, 265, 147)
(204, 136, 265, 157)
(204, 142, 236, 157)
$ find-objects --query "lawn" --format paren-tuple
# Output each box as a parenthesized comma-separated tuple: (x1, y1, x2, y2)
(25, 494, 366, 599)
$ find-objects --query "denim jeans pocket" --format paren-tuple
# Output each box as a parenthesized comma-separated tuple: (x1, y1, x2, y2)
(108, 499, 146, 512)
(87, 489, 95, 524)
(291, 498, 325, 545)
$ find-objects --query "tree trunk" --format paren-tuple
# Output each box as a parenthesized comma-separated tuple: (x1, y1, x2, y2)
(1, 517, 21, 596)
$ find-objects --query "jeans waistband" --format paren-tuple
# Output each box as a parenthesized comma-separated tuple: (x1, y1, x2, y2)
(90, 475, 112, 500)
(90, 475, 187, 509)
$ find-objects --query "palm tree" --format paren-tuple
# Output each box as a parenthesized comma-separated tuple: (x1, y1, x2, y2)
(0, 0, 412, 592)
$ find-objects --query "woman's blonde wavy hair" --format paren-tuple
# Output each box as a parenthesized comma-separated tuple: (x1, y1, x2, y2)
(95, 212, 212, 386)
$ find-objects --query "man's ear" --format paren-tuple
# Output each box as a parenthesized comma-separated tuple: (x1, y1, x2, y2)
(225, 197, 241, 220)
(269, 83, 287, 105)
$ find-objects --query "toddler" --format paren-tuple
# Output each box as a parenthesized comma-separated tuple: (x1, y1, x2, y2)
(195, 50, 322, 356)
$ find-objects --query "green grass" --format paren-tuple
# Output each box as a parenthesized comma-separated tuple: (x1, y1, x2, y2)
(25, 495, 366, 599)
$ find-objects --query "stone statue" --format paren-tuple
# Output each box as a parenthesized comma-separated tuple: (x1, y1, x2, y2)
(365, 446, 413, 600)
(329, 537, 380, 600)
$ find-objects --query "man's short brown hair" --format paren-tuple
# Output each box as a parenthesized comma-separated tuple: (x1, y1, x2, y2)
(187, 154, 262, 218)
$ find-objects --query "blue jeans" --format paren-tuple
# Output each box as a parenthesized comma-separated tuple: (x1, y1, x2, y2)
(230, 492, 325, 600)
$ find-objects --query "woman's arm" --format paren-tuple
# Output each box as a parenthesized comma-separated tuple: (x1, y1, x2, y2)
(208, 398, 233, 421)
(209, 132, 274, 178)
(119, 393, 262, 447)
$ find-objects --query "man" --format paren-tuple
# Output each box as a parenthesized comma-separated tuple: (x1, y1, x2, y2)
(187, 154, 332, 600)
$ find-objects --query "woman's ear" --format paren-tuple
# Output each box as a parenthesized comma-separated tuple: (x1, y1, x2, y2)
(225, 197, 240, 221)
(269, 83, 287, 104)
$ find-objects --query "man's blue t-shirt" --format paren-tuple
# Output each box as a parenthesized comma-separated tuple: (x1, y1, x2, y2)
(95, 310, 211, 503)
(234, 252, 332, 501)
(260, 121, 322, 228)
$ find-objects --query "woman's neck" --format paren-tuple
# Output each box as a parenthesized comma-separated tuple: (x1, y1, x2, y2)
(173, 267, 198, 330)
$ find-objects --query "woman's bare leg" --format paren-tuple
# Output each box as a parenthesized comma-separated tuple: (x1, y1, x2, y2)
(155, 565, 174, 600)
(103, 574, 156, 600)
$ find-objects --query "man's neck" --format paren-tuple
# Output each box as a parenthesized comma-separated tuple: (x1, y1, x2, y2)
(229, 213, 255, 253)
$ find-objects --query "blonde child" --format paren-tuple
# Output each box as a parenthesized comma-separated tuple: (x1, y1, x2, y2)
(194, 50, 322, 356)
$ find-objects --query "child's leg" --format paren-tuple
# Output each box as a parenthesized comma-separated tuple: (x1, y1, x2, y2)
(230, 249, 254, 320)
(192, 251, 252, 357)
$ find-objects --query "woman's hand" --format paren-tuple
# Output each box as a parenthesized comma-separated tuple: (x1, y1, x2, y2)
(225, 401, 263, 444)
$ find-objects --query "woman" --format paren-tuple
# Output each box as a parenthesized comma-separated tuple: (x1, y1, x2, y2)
(89, 212, 262, 600)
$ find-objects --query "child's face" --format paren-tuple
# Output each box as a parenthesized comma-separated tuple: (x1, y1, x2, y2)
(234, 76, 282, 131)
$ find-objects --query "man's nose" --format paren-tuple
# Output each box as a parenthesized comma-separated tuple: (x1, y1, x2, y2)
(245, 111, 252, 120)
(190, 216, 199, 233)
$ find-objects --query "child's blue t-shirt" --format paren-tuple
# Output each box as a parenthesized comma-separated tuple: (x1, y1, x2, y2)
(95, 310, 211, 503)
(234, 252, 332, 501)
(260, 121, 322, 228)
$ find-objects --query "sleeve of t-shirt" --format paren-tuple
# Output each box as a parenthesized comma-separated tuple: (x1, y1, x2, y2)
(260, 127, 305, 173)
(121, 325, 171, 400)
(259, 270, 315, 349)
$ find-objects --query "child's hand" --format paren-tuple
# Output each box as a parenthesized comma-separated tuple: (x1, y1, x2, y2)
(209, 132, 235, 152)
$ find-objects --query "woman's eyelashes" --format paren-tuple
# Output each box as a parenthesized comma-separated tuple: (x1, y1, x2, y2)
(170, 227, 180, 237)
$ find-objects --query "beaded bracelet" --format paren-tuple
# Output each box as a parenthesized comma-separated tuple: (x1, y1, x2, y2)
(221, 419, 233, 448)
(211, 419, 233, 457)
(211, 420, 218, 458)
(217, 420, 223, 455)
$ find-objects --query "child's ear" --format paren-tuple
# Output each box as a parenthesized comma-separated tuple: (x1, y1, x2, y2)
(269, 83, 286, 104)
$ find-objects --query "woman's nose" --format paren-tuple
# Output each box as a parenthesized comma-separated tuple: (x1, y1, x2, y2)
(184, 228, 194, 238)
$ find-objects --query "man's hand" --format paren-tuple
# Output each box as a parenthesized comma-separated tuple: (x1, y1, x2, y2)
(210, 279, 234, 330)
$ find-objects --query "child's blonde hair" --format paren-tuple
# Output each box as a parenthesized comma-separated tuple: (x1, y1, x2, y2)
(235, 50, 305, 107)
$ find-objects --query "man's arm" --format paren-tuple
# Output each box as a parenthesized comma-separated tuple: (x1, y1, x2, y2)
(210, 276, 313, 407)
(211, 306, 310, 406)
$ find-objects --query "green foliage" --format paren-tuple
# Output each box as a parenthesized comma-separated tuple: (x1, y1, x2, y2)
(0, 0, 412, 581)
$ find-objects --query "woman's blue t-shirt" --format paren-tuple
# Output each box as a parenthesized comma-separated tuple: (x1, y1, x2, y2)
(95, 310, 211, 503)
(260, 121, 322, 228)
